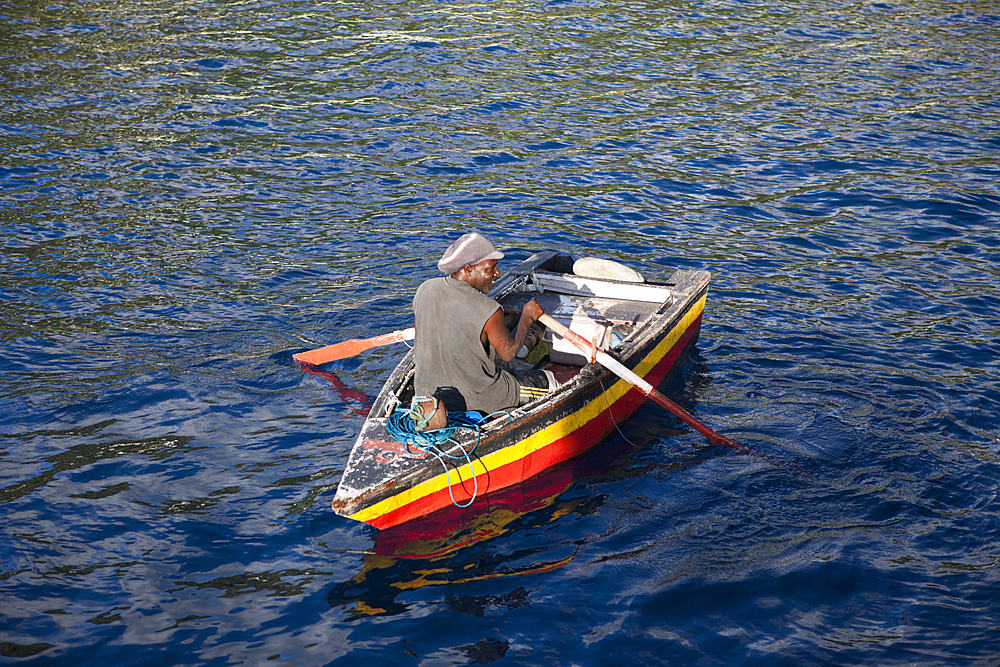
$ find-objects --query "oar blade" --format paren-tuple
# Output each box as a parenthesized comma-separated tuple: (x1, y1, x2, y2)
(293, 328, 415, 365)
(293, 340, 371, 365)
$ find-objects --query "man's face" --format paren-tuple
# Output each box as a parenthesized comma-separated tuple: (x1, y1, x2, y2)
(465, 259, 500, 293)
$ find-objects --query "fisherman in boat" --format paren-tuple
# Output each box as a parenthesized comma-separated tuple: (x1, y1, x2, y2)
(412, 232, 557, 429)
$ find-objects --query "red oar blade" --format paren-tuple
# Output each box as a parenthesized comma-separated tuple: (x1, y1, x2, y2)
(293, 328, 415, 365)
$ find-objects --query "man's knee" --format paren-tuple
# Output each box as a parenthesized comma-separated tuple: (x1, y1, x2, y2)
(412, 397, 449, 431)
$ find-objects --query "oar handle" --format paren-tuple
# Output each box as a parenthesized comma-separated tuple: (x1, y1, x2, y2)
(539, 314, 740, 450)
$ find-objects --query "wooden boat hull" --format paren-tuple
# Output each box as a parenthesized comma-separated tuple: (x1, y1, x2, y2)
(331, 257, 711, 530)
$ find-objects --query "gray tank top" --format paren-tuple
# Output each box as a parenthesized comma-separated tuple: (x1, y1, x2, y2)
(413, 276, 519, 413)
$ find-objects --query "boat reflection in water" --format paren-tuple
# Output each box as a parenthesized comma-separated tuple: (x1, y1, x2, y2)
(324, 429, 675, 621)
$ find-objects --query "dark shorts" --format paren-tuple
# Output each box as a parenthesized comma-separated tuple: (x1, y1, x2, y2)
(511, 369, 558, 406)
(431, 370, 558, 414)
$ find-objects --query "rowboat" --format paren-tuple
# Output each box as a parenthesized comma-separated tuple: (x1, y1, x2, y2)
(331, 251, 712, 530)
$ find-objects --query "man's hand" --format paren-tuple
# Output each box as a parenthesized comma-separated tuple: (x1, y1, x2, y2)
(522, 298, 544, 324)
(483, 300, 546, 362)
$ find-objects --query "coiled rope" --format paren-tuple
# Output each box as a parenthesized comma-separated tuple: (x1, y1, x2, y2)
(385, 397, 510, 508)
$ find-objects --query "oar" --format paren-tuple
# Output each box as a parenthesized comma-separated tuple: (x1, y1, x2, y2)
(539, 314, 742, 451)
(292, 328, 415, 366)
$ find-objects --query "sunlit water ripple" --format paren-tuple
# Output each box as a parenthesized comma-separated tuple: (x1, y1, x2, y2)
(2, 0, 999, 664)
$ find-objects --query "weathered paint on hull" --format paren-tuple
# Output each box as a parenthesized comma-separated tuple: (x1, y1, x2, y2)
(335, 291, 707, 530)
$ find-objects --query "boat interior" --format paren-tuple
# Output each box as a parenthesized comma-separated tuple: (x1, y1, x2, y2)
(384, 258, 676, 422)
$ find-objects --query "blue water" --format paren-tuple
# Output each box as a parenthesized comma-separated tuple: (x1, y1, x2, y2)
(3, 0, 1000, 664)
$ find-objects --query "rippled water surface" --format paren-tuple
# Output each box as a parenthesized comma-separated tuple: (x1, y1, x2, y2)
(3, 0, 999, 664)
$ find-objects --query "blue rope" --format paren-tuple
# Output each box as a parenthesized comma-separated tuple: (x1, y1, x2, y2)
(385, 398, 507, 508)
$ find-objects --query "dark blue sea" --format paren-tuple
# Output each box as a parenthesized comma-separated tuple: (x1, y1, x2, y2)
(3, 0, 999, 664)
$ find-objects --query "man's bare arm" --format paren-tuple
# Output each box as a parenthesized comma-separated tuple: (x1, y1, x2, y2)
(482, 299, 544, 362)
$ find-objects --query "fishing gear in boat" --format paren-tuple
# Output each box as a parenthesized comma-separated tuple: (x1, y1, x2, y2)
(384, 396, 509, 509)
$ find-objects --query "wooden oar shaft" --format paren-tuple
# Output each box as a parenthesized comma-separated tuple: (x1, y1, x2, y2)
(293, 328, 415, 365)
(539, 314, 739, 449)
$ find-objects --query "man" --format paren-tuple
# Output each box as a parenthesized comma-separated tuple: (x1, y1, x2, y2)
(412, 232, 556, 427)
